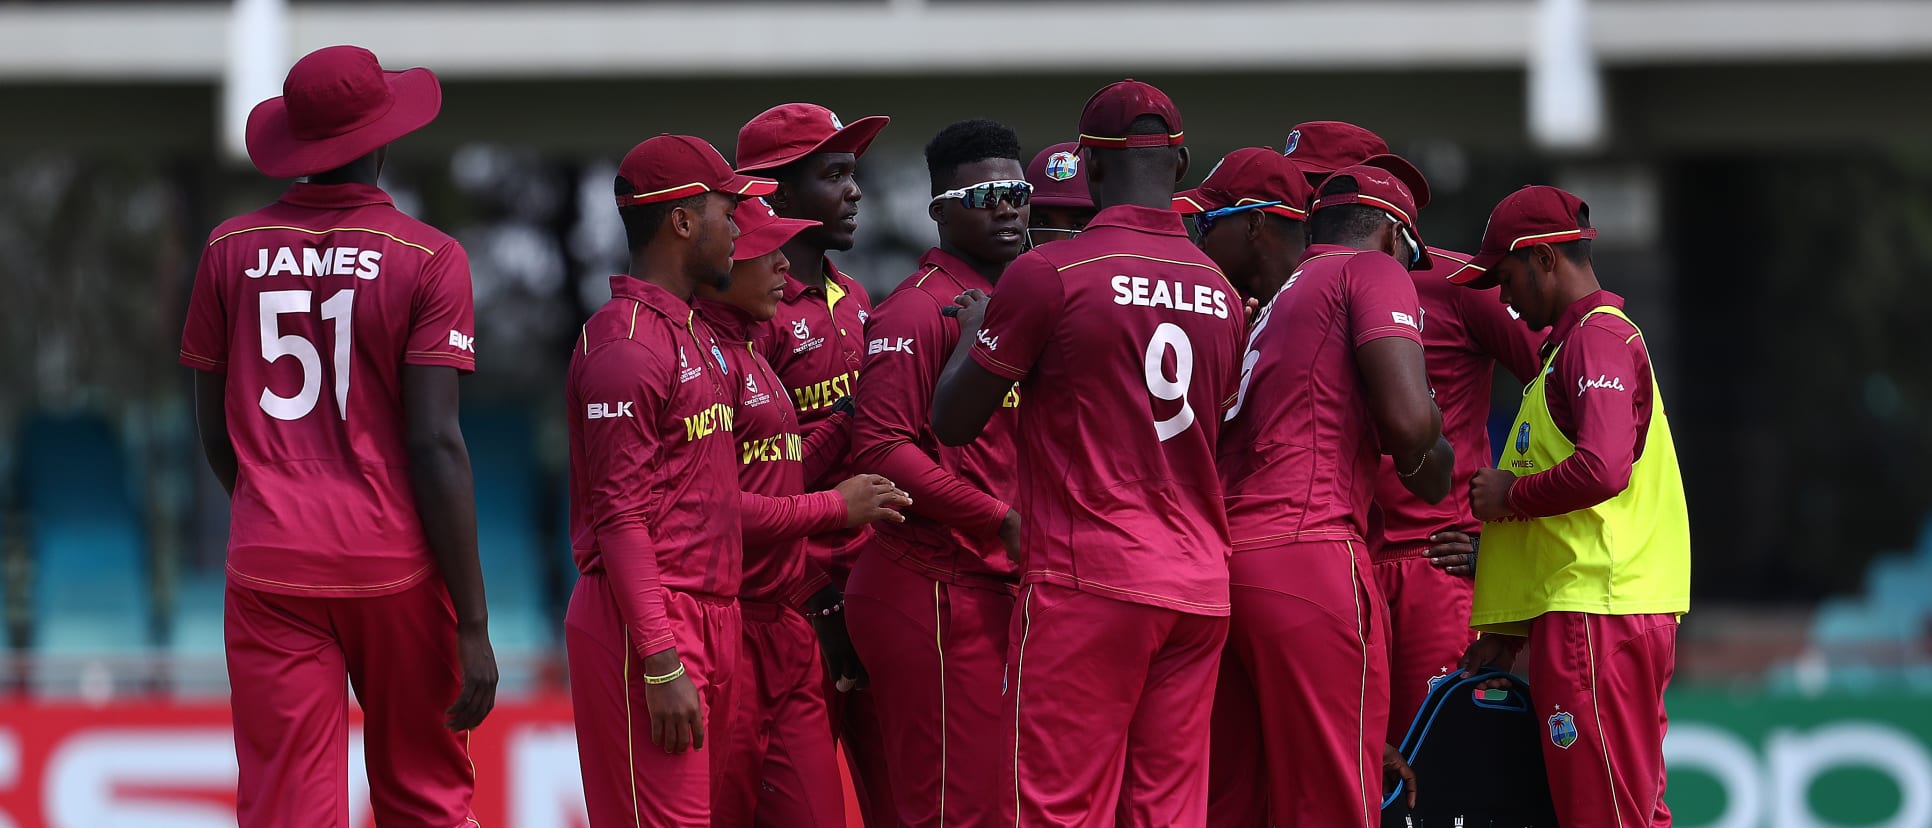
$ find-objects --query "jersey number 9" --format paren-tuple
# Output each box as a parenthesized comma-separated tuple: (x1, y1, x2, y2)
(1144, 322, 1196, 442)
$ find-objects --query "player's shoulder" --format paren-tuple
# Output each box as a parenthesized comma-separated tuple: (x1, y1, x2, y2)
(884, 265, 958, 307)
(581, 296, 673, 351)
(1577, 305, 1643, 342)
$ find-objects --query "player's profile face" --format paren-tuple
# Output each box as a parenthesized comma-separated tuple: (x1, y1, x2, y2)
(1493, 253, 1543, 328)
(937, 158, 1029, 265)
(779, 152, 863, 251)
(692, 193, 738, 289)
(724, 249, 790, 321)
(1026, 205, 1095, 249)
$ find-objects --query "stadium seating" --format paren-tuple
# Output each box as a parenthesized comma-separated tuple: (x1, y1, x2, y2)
(17, 414, 155, 697)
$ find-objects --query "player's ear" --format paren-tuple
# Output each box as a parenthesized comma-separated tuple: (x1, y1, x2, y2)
(1173, 147, 1191, 183)
(766, 182, 792, 213)
(1533, 243, 1559, 277)
(928, 198, 947, 225)
(669, 203, 697, 240)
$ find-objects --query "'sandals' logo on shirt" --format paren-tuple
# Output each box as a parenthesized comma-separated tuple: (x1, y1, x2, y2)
(976, 328, 1001, 351)
(1577, 374, 1626, 396)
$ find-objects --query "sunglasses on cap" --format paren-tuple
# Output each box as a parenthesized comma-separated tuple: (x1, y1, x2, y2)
(1383, 212, 1423, 269)
(930, 179, 1034, 210)
(1193, 201, 1282, 237)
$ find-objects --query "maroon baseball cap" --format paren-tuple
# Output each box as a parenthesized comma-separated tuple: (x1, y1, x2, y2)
(1447, 185, 1597, 286)
(1078, 79, 1184, 149)
(1311, 157, 1433, 269)
(245, 45, 442, 179)
(1281, 120, 1390, 178)
(615, 134, 777, 207)
(732, 197, 819, 261)
(1026, 142, 1093, 208)
(734, 103, 890, 174)
(1172, 147, 1313, 220)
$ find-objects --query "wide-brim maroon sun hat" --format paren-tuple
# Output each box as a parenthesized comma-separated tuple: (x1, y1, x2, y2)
(246, 45, 442, 179)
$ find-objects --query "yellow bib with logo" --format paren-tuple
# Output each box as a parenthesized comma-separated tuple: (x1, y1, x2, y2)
(1471, 305, 1690, 635)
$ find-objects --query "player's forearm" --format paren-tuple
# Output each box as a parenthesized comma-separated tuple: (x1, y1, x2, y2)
(866, 441, 1008, 536)
(800, 411, 852, 483)
(739, 490, 847, 547)
(1397, 434, 1456, 505)
(598, 520, 677, 657)
(1508, 449, 1631, 517)
(192, 370, 239, 495)
(408, 432, 488, 629)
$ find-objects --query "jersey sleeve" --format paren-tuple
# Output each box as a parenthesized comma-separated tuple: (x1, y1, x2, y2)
(1460, 286, 1544, 384)
(179, 242, 230, 371)
(406, 241, 478, 373)
(574, 339, 677, 657)
(739, 490, 848, 548)
(801, 410, 852, 484)
(853, 289, 1011, 537)
(1508, 324, 1645, 517)
(1345, 253, 1425, 348)
(969, 253, 1064, 381)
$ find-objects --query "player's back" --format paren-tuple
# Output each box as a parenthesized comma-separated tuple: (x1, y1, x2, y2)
(180, 182, 475, 597)
(1219, 245, 1421, 548)
(971, 204, 1246, 614)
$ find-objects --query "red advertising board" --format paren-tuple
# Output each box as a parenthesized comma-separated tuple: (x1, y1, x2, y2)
(0, 696, 862, 827)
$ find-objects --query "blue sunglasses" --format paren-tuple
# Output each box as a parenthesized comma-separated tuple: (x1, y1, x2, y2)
(1194, 201, 1283, 236)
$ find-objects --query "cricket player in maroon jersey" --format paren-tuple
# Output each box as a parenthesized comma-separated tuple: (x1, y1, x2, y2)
(845, 119, 1031, 827)
(1453, 186, 1689, 827)
(734, 104, 896, 823)
(1024, 141, 1097, 249)
(180, 46, 495, 828)
(932, 79, 1247, 827)
(1209, 159, 1456, 828)
(565, 134, 774, 827)
(696, 197, 912, 827)
(1173, 146, 1313, 303)
(1280, 121, 1548, 744)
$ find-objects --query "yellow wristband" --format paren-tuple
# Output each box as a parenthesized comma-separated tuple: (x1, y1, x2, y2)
(643, 663, 686, 685)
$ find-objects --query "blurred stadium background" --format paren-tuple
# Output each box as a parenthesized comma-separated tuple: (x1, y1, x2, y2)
(3, 0, 1932, 825)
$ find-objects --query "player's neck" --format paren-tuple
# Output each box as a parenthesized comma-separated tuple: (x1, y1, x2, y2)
(937, 240, 1008, 285)
(631, 250, 697, 302)
(782, 239, 828, 289)
(1554, 268, 1603, 312)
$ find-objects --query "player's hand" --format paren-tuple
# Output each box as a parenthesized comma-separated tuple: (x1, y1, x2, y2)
(998, 509, 1022, 562)
(1468, 468, 1516, 521)
(950, 289, 991, 331)
(1424, 531, 1478, 577)
(1458, 634, 1525, 689)
(811, 607, 869, 692)
(642, 648, 705, 754)
(445, 625, 498, 731)
(1383, 743, 1419, 809)
(1243, 296, 1261, 324)
(835, 474, 911, 528)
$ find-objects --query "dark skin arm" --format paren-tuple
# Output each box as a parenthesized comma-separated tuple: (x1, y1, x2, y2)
(930, 289, 1011, 447)
(402, 364, 498, 732)
(1358, 337, 1453, 503)
(193, 371, 238, 495)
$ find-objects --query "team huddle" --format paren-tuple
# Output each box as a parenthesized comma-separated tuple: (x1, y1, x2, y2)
(182, 46, 1692, 828)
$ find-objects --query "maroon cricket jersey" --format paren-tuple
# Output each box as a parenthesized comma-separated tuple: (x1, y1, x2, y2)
(852, 248, 1021, 588)
(1505, 290, 1655, 518)
(567, 276, 743, 656)
(968, 205, 1246, 616)
(696, 298, 846, 607)
(1367, 248, 1542, 561)
(179, 182, 475, 597)
(1219, 245, 1426, 550)
(749, 258, 874, 582)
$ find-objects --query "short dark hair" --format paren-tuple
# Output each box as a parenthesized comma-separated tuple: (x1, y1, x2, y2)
(924, 119, 1023, 193)
(615, 174, 705, 251)
(1509, 203, 1593, 266)
(1308, 174, 1387, 246)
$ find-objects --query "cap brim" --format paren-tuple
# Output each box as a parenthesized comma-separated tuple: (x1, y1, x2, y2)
(1446, 250, 1506, 286)
(723, 173, 779, 199)
(1361, 154, 1431, 209)
(734, 217, 820, 261)
(1171, 189, 1224, 215)
(246, 68, 441, 179)
(737, 114, 891, 173)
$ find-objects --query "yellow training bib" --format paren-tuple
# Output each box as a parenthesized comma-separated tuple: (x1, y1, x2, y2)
(1472, 306, 1691, 635)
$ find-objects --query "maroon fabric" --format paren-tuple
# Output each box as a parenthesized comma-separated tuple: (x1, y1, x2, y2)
(245, 46, 442, 179)
(1506, 291, 1656, 519)
(1077, 79, 1185, 148)
(180, 182, 474, 597)
(735, 103, 889, 173)
(1174, 147, 1314, 219)
(615, 134, 777, 207)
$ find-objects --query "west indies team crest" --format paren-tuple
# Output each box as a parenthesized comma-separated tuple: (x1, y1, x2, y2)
(1548, 709, 1578, 749)
(1045, 151, 1080, 181)
(1516, 422, 1532, 454)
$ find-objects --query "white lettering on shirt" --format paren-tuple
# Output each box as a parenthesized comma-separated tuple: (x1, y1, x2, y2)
(1110, 275, 1231, 319)
(586, 401, 634, 419)
(448, 330, 476, 353)
(246, 246, 381, 279)
(1392, 311, 1418, 329)
(1577, 374, 1626, 396)
(976, 328, 1001, 351)
(868, 337, 914, 356)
